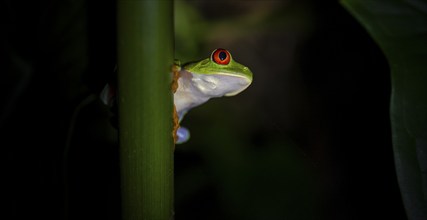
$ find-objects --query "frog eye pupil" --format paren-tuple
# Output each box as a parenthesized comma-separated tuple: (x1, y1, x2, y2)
(219, 51, 227, 61)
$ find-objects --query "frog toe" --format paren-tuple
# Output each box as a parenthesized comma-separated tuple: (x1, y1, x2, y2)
(176, 127, 190, 144)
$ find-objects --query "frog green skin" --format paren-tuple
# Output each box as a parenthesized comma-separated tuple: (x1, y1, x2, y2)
(101, 48, 253, 144)
(174, 48, 253, 143)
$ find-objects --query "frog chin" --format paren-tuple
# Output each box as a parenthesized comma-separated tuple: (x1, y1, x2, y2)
(191, 73, 251, 97)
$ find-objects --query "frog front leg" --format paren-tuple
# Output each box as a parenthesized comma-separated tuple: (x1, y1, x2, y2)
(172, 60, 182, 144)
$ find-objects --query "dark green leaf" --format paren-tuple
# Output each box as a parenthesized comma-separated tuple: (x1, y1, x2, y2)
(340, 1, 427, 219)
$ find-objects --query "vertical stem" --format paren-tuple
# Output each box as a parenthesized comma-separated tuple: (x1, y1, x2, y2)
(117, 0, 174, 219)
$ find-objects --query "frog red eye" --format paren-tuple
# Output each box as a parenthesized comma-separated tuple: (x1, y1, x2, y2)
(211, 48, 231, 65)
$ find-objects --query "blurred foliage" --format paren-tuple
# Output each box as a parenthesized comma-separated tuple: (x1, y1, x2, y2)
(174, 0, 313, 60)
(341, 0, 427, 219)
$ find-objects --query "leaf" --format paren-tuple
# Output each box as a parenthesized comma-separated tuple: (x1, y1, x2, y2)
(340, 0, 427, 219)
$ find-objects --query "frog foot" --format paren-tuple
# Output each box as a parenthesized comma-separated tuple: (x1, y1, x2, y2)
(176, 126, 190, 144)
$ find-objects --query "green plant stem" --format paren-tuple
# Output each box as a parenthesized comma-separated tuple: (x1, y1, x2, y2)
(117, 0, 174, 219)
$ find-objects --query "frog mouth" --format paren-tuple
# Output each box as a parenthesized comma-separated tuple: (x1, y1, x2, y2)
(191, 73, 252, 97)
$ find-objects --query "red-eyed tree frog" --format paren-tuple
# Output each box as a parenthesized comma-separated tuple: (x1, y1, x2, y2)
(101, 48, 253, 144)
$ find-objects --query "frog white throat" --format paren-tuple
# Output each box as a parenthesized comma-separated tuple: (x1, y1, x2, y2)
(173, 69, 251, 121)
